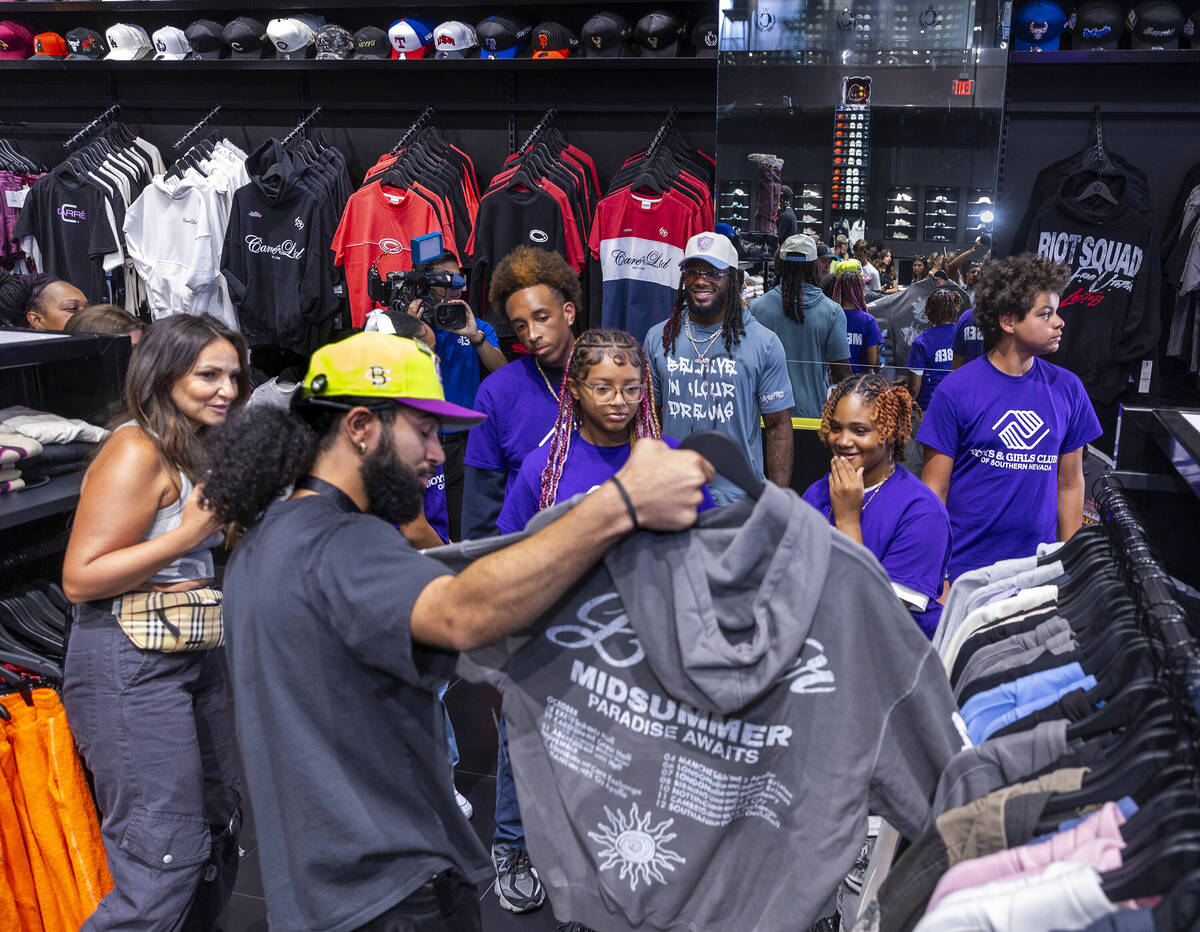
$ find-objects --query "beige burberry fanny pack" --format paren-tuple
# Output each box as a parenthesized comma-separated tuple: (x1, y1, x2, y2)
(114, 587, 224, 652)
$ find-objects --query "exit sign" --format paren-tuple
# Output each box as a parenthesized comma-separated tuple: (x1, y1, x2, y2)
(952, 77, 974, 96)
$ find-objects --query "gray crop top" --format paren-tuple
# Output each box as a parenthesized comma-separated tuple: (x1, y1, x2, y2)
(115, 422, 223, 585)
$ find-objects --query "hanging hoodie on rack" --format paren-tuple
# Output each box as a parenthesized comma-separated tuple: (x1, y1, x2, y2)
(431, 481, 966, 932)
(469, 113, 597, 334)
(1023, 150, 1161, 405)
(0, 139, 45, 274)
(588, 113, 715, 344)
(333, 114, 474, 328)
(123, 134, 248, 330)
(221, 135, 343, 352)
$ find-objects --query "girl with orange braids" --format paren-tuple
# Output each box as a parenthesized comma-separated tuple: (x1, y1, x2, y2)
(802, 373, 952, 638)
(497, 329, 715, 534)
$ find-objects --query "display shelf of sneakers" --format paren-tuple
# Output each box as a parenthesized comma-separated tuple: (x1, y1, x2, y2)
(793, 182, 824, 237)
(718, 182, 750, 228)
(831, 107, 868, 214)
(964, 188, 994, 240)
(885, 185, 918, 241)
(923, 186, 959, 243)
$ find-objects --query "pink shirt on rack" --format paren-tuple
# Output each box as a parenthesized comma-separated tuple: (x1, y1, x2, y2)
(926, 800, 1129, 912)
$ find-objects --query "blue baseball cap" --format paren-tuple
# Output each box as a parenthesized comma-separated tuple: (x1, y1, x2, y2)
(1012, 0, 1068, 49)
(476, 15, 530, 58)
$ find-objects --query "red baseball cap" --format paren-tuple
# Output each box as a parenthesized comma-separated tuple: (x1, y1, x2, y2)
(33, 31, 68, 59)
(0, 21, 34, 59)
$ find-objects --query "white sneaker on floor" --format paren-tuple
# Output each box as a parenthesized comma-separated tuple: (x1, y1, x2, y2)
(455, 789, 473, 820)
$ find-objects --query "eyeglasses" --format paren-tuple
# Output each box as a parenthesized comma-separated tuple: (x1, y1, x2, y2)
(682, 266, 731, 283)
(579, 383, 645, 403)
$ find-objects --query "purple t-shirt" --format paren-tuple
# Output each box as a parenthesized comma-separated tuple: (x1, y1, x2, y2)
(953, 307, 984, 363)
(802, 464, 951, 638)
(917, 356, 1101, 581)
(464, 355, 561, 487)
(423, 466, 449, 544)
(907, 322, 956, 410)
(843, 306, 883, 372)
(497, 433, 718, 535)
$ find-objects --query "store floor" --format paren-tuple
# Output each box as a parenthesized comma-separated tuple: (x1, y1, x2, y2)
(220, 678, 561, 932)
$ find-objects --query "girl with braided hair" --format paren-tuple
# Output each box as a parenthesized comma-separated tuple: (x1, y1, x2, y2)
(498, 328, 714, 534)
(906, 287, 963, 410)
(802, 373, 951, 638)
(832, 259, 882, 373)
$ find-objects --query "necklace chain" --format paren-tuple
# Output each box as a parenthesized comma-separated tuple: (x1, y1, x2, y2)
(860, 466, 896, 513)
(683, 312, 723, 362)
(535, 359, 560, 402)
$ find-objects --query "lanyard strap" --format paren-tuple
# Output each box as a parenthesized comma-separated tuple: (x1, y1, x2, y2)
(296, 476, 361, 514)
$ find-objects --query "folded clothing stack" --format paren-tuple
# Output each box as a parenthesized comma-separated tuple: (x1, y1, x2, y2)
(0, 407, 110, 495)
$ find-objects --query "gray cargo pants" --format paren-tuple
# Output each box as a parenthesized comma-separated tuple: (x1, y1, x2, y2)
(63, 600, 241, 932)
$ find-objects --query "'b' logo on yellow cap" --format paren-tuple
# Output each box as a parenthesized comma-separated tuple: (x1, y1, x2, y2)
(365, 366, 390, 386)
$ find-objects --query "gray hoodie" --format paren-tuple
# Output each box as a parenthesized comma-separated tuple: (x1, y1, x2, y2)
(435, 484, 966, 931)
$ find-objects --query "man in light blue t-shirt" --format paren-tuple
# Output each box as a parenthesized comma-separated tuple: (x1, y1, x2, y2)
(749, 235, 853, 418)
(645, 232, 795, 505)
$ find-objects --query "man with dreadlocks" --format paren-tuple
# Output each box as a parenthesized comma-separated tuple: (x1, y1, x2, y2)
(802, 373, 952, 638)
(750, 234, 852, 419)
(498, 328, 715, 535)
(645, 232, 795, 504)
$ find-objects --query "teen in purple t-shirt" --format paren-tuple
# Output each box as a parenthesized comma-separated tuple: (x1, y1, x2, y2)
(423, 466, 449, 543)
(802, 373, 951, 638)
(952, 306, 985, 368)
(907, 288, 962, 410)
(462, 247, 580, 541)
(833, 259, 882, 372)
(498, 329, 716, 536)
(918, 254, 1101, 581)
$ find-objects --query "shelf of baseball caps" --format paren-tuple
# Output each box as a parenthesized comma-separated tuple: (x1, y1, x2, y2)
(0, 6, 720, 61)
(1008, 0, 1199, 52)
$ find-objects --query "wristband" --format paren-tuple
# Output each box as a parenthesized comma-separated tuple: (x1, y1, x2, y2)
(609, 477, 640, 532)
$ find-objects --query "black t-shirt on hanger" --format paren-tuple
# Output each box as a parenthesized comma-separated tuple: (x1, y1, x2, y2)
(14, 168, 118, 301)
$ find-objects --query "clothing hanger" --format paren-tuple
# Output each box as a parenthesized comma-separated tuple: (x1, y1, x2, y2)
(1152, 864, 1200, 931)
(1065, 680, 1168, 740)
(679, 431, 764, 500)
(1101, 833, 1200, 904)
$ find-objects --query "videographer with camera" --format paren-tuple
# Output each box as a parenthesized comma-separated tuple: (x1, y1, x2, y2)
(368, 237, 507, 540)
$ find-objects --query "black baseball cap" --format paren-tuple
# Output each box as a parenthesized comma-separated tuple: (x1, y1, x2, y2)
(530, 21, 579, 58)
(315, 24, 353, 59)
(186, 19, 229, 59)
(1127, 0, 1184, 47)
(633, 10, 685, 58)
(581, 11, 631, 57)
(65, 27, 108, 60)
(224, 17, 271, 59)
(476, 15, 531, 58)
(691, 15, 718, 56)
(351, 25, 390, 58)
(1070, 0, 1124, 48)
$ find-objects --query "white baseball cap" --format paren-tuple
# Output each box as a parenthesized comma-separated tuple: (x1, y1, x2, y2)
(267, 17, 316, 59)
(152, 25, 193, 60)
(104, 23, 153, 60)
(681, 232, 739, 270)
(779, 234, 818, 262)
(433, 20, 478, 58)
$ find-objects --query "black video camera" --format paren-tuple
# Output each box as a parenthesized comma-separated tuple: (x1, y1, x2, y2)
(366, 232, 468, 332)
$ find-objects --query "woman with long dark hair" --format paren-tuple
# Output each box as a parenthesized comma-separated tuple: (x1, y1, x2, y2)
(498, 328, 715, 534)
(62, 313, 249, 931)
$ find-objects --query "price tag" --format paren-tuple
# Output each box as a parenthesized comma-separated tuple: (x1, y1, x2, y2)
(5, 186, 29, 209)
